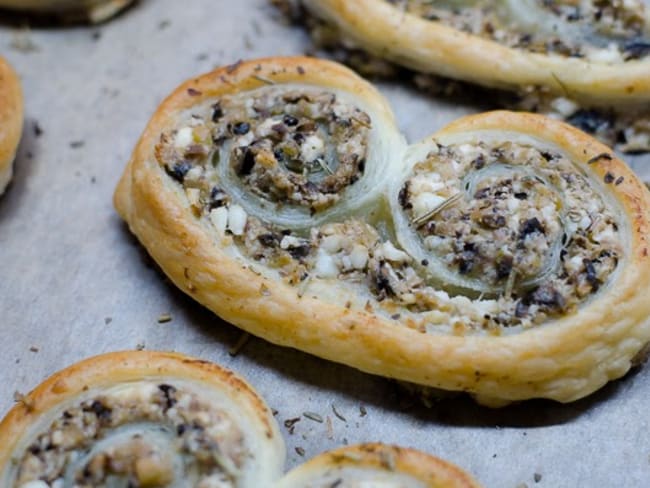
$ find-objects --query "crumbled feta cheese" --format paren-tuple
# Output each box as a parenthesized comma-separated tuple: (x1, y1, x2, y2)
(314, 249, 339, 278)
(300, 134, 325, 162)
(210, 207, 228, 236)
(227, 204, 247, 236)
(175, 127, 194, 148)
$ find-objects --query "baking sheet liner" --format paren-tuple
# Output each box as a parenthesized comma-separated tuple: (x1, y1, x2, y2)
(1, 1, 649, 486)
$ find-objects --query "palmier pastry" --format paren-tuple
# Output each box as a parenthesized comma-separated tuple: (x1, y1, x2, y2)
(300, 0, 650, 107)
(277, 443, 481, 488)
(0, 351, 285, 487)
(114, 57, 650, 406)
(0, 0, 134, 23)
(0, 56, 23, 196)
(0, 352, 482, 487)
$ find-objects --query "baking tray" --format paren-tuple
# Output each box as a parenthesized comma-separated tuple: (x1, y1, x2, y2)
(1, 1, 649, 486)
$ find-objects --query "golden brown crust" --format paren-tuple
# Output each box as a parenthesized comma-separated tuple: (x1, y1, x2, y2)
(277, 443, 482, 487)
(0, 350, 285, 486)
(0, 0, 134, 23)
(0, 56, 23, 195)
(302, 0, 650, 106)
(114, 56, 650, 405)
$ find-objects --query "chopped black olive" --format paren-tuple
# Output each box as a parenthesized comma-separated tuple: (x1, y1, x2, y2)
(529, 285, 566, 310)
(238, 148, 256, 176)
(398, 183, 412, 210)
(288, 244, 311, 259)
(375, 263, 392, 295)
(158, 384, 178, 410)
(177, 424, 187, 436)
(615, 176, 624, 186)
(567, 110, 611, 135)
(519, 217, 545, 239)
(624, 39, 650, 60)
(457, 243, 477, 275)
(495, 254, 514, 280)
(293, 132, 305, 144)
(604, 172, 615, 184)
(283, 114, 299, 126)
(232, 122, 250, 135)
(584, 259, 600, 291)
(89, 400, 112, 421)
(514, 192, 528, 200)
(473, 154, 485, 169)
(211, 101, 224, 122)
(209, 187, 228, 209)
(258, 233, 279, 247)
(165, 162, 192, 183)
(515, 300, 529, 318)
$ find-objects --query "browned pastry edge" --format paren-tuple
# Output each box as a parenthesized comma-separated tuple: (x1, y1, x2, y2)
(278, 443, 483, 487)
(0, 350, 283, 473)
(303, 0, 650, 106)
(0, 56, 23, 195)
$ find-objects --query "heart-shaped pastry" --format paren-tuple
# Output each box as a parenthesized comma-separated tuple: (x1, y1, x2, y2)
(0, 56, 23, 196)
(0, 351, 481, 487)
(114, 56, 650, 406)
(300, 0, 650, 107)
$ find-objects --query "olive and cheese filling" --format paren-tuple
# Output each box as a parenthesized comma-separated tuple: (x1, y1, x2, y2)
(394, 141, 622, 328)
(13, 382, 247, 488)
(156, 87, 371, 218)
(387, 0, 650, 61)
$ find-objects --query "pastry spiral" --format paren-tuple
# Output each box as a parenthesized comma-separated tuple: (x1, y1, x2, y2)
(300, 0, 650, 107)
(0, 353, 482, 487)
(0, 351, 285, 487)
(277, 443, 481, 488)
(115, 57, 650, 405)
(0, 56, 23, 196)
(0, 0, 134, 23)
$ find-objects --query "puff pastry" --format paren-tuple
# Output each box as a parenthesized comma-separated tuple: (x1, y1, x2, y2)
(0, 352, 482, 487)
(114, 57, 650, 406)
(0, 56, 23, 196)
(0, 351, 285, 487)
(0, 0, 134, 23)
(300, 0, 650, 106)
(278, 443, 481, 488)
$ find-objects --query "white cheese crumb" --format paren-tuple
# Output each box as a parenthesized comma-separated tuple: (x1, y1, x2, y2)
(236, 132, 255, 148)
(314, 249, 339, 278)
(256, 118, 278, 138)
(210, 207, 228, 236)
(185, 166, 203, 182)
(175, 127, 194, 148)
(550, 97, 579, 117)
(321, 234, 343, 253)
(413, 192, 446, 216)
(228, 204, 247, 236)
(300, 134, 325, 162)
(349, 245, 368, 270)
(378, 241, 410, 263)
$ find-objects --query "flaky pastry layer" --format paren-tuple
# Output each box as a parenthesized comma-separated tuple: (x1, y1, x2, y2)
(114, 57, 650, 405)
(0, 56, 23, 196)
(302, 0, 650, 107)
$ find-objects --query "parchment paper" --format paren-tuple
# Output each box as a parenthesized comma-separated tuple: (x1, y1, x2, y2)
(1, 1, 649, 486)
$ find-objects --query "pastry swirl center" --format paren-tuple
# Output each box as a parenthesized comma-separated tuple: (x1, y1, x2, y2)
(13, 382, 246, 488)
